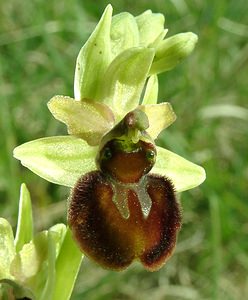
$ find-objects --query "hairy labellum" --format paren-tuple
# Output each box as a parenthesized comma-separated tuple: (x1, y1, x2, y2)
(68, 171, 181, 271)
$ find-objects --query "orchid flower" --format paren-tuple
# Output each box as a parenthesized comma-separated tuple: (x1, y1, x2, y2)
(13, 5, 205, 271)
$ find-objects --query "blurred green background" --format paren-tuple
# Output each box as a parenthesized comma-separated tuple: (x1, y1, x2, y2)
(0, 0, 247, 299)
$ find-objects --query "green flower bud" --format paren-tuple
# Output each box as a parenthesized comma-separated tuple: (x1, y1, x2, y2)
(150, 32, 198, 75)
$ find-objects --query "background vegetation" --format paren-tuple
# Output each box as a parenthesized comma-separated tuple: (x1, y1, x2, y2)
(0, 0, 247, 299)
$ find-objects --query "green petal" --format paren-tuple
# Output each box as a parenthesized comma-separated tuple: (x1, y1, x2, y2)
(15, 184, 33, 253)
(150, 32, 198, 75)
(0, 218, 15, 280)
(48, 96, 114, 146)
(74, 5, 112, 101)
(135, 10, 165, 46)
(13, 136, 97, 187)
(142, 75, 158, 105)
(101, 47, 155, 119)
(111, 12, 139, 57)
(153, 146, 206, 192)
(139, 103, 176, 139)
(52, 228, 83, 300)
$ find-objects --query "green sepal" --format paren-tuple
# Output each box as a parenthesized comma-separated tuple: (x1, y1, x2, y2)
(135, 10, 165, 46)
(74, 4, 112, 100)
(0, 218, 15, 280)
(110, 12, 139, 57)
(13, 136, 97, 187)
(139, 103, 176, 139)
(48, 96, 115, 146)
(15, 183, 33, 253)
(153, 146, 206, 192)
(52, 227, 83, 300)
(101, 47, 155, 119)
(142, 75, 158, 105)
(150, 32, 198, 75)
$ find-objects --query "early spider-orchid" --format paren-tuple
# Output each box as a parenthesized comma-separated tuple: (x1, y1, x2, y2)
(13, 5, 205, 271)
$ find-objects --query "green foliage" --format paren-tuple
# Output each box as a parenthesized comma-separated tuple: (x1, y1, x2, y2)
(0, 218, 15, 280)
(52, 228, 83, 300)
(0, 185, 82, 299)
(15, 184, 33, 252)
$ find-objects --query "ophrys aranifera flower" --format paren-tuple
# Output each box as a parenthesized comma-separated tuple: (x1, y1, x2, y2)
(13, 5, 205, 271)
